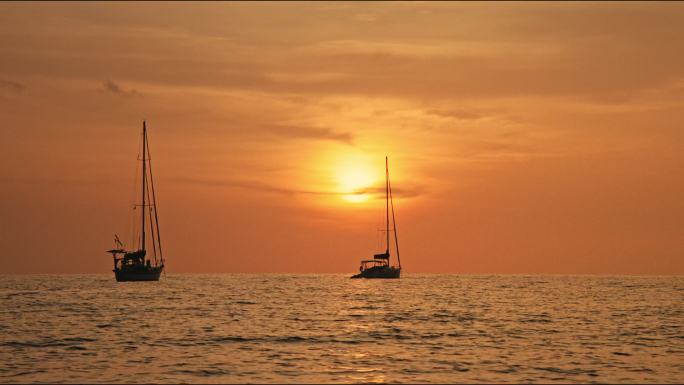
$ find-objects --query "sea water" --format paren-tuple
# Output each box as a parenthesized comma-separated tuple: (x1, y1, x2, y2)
(1, 274, 683, 383)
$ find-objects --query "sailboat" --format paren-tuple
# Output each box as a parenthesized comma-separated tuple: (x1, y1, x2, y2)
(106, 121, 165, 281)
(351, 156, 402, 279)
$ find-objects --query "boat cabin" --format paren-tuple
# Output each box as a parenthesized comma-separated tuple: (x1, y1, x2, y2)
(359, 258, 389, 272)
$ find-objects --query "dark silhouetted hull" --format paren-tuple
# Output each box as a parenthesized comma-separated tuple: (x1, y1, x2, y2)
(351, 266, 401, 279)
(114, 266, 163, 282)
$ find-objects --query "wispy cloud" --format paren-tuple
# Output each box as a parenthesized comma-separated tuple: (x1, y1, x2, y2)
(0, 79, 24, 94)
(426, 108, 489, 121)
(354, 185, 424, 199)
(102, 79, 139, 97)
(260, 124, 353, 144)
(170, 176, 316, 196)
(169, 176, 423, 199)
(2, 3, 683, 104)
(425, 107, 525, 126)
(354, 13, 377, 23)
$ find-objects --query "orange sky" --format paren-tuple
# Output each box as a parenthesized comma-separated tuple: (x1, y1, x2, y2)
(1, 2, 684, 274)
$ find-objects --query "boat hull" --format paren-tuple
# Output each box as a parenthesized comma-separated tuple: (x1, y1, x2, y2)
(351, 266, 401, 279)
(114, 266, 163, 282)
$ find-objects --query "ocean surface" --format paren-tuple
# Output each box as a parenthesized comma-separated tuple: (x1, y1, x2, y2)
(1, 274, 683, 384)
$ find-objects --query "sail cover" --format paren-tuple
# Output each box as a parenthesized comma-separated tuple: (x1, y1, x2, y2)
(373, 252, 390, 259)
(124, 250, 146, 260)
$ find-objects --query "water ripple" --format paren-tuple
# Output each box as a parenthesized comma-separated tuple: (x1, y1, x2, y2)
(0, 274, 682, 383)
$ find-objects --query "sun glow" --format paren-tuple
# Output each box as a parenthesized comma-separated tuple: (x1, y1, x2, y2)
(334, 154, 380, 203)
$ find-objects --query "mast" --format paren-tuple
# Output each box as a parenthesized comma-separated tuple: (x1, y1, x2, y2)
(147, 128, 164, 266)
(385, 156, 389, 259)
(389, 170, 401, 269)
(141, 121, 146, 253)
(145, 170, 157, 265)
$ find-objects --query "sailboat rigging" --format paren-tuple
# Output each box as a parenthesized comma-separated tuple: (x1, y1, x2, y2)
(351, 156, 402, 279)
(106, 121, 165, 281)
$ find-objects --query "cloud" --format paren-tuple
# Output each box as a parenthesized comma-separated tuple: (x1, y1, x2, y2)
(354, 13, 378, 23)
(170, 176, 315, 196)
(300, 39, 454, 58)
(169, 176, 423, 199)
(426, 108, 489, 121)
(102, 79, 139, 97)
(354, 185, 424, 199)
(425, 107, 526, 128)
(260, 124, 353, 144)
(1, 3, 683, 106)
(0, 79, 24, 93)
(169, 176, 343, 197)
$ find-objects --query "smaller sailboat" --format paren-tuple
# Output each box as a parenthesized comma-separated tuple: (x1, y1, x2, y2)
(106, 121, 165, 281)
(351, 156, 402, 279)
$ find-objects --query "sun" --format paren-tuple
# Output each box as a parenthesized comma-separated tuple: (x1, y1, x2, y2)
(334, 154, 379, 203)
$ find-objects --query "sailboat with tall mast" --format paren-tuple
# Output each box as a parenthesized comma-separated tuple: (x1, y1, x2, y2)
(351, 156, 402, 279)
(106, 121, 165, 281)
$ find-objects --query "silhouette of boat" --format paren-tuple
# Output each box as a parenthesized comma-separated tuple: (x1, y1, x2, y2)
(106, 121, 165, 281)
(351, 156, 402, 279)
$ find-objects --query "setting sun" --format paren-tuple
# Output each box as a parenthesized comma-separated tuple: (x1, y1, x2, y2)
(333, 154, 380, 203)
